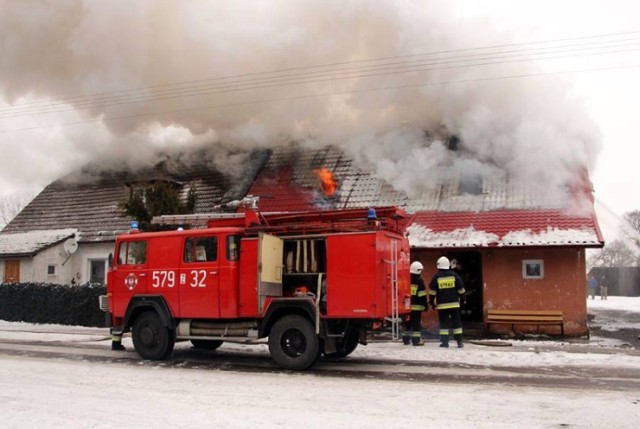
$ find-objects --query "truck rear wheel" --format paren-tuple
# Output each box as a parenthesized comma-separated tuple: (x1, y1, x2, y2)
(190, 339, 223, 350)
(132, 311, 175, 360)
(268, 315, 319, 370)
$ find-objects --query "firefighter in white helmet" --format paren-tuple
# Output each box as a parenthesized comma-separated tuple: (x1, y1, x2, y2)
(402, 261, 428, 346)
(428, 256, 466, 348)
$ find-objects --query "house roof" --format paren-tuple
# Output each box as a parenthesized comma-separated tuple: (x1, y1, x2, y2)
(1, 144, 603, 250)
(245, 145, 408, 212)
(1, 149, 267, 243)
(0, 228, 77, 257)
(246, 144, 603, 249)
(408, 209, 603, 248)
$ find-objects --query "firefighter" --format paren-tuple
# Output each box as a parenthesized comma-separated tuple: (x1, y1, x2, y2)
(111, 330, 125, 351)
(402, 261, 428, 346)
(428, 256, 466, 348)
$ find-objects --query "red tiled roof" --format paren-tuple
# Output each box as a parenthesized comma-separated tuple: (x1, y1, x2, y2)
(408, 209, 604, 248)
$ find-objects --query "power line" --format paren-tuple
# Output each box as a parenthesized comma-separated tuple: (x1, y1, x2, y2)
(2, 62, 639, 134)
(2, 36, 639, 120)
(5, 29, 640, 111)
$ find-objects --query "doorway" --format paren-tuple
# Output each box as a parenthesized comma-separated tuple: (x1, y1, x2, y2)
(3, 260, 20, 283)
(448, 251, 483, 322)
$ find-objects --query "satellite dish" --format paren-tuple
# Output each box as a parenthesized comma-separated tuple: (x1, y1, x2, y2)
(63, 238, 78, 254)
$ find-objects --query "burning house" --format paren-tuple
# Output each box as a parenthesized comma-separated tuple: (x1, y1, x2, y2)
(0, 141, 603, 337)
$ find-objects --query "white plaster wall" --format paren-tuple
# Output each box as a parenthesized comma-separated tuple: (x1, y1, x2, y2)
(1, 241, 116, 285)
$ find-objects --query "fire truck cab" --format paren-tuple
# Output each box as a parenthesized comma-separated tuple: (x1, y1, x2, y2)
(102, 202, 411, 370)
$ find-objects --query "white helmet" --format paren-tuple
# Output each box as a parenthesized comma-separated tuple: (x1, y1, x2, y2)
(410, 261, 424, 274)
(437, 256, 450, 270)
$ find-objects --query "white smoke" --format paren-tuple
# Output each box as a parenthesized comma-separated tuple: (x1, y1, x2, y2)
(0, 0, 602, 201)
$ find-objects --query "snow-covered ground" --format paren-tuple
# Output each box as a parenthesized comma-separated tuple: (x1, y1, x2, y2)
(1, 297, 639, 428)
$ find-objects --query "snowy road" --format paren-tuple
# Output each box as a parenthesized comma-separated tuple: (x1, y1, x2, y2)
(1, 336, 639, 428)
(1, 332, 639, 392)
(1, 297, 640, 428)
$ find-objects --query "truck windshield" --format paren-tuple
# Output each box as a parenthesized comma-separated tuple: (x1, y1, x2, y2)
(118, 240, 147, 265)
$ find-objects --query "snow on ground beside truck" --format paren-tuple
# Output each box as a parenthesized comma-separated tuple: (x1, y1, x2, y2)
(0, 297, 639, 428)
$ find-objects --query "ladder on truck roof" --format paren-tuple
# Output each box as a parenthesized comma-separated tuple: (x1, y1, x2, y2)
(152, 199, 408, 235)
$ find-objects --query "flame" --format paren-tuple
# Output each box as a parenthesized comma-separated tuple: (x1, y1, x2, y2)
(314, 167, 337, 196)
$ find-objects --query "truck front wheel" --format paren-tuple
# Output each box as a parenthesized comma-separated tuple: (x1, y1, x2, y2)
(268, 315, 320, 370)
(132, 311, 175, 360)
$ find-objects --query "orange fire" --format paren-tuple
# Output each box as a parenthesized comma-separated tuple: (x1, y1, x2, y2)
(314, 167, 337, 196)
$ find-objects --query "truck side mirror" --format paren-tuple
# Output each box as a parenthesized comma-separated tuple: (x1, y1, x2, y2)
(108, 253, 113, 268)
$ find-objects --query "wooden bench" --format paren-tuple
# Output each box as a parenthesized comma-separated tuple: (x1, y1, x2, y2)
(485, 309, 564, 337)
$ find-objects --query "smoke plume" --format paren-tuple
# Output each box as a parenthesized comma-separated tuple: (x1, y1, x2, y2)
(0, 0, 602, 202)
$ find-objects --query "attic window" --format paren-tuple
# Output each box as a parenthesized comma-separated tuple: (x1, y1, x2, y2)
(523, 260, 544, 279)
(459, 173, 483, 195)
(47, 265, 56, 275)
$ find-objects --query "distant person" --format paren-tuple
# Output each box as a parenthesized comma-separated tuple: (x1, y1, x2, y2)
(600, 276, 609, 300)
(111, 331, 125, 351)
(451, 258, 472, 316)
(402, 261, 427, 346)
(587, 275, 598, 300)
(428, 256, 466, 348)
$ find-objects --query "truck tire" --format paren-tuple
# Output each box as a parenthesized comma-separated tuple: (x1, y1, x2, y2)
(190, 339, 224, 350)
(268, 315, 320, 370)
(132, 311, 175, 360)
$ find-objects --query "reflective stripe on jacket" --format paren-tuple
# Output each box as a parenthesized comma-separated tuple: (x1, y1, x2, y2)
(410, 273, 427, 311)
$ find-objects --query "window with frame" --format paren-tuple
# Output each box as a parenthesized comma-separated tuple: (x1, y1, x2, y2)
(118, 240, 147, 265)
(184, 236, 218, 263)
(89, 259, 107, 284)
(47, 265, 56, 275)
(522, 259, 544, 279)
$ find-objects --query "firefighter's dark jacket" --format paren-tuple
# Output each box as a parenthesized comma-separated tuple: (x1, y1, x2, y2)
(428, 269, 466, 310)
(410, 273, 428, 311)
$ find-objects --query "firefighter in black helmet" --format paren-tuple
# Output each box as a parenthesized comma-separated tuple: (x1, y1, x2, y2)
(402, 261, 428, 346)
(428, 256, 466, 348)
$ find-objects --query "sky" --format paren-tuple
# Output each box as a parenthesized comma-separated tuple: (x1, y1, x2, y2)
(0, 297, 639, 428)
(0, 1, 638, 234)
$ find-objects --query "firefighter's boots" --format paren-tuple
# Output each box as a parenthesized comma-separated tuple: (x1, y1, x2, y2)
(455, 334, 464, 348)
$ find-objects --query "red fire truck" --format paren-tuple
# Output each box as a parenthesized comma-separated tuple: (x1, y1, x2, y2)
(101, 199, 411, 370)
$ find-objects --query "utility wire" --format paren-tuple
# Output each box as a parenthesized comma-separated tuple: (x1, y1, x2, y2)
(1, 36, 639, 120)
(2, 62, 639, 134)
(4, 29, 640, 112)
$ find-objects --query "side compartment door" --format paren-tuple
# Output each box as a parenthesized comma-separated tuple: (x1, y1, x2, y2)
(179, 235, 221, 318)
(258, 233, 283, 313)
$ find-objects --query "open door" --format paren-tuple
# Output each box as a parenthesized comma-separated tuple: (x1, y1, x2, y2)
(449, 251, 483, 322)
(258, 232, 284, 312)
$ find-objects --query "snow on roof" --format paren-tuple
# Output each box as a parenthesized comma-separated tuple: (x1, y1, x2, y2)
(0, 229, 78, 256)
(408, 222, 601, 248)
(408, 224, 500, 248)
(409, 209, 603, 248)
(499, 227, 601, 247)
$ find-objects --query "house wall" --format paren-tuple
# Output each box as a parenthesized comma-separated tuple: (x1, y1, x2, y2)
(71, 242, 115, 285)
(1, 242, 115, 285)
(29, 244, 75, 284)
(413, 246, 588, 337)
